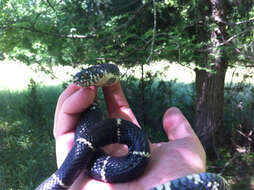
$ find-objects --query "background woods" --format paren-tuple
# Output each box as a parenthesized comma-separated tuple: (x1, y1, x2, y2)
(1, 0, 254, 189)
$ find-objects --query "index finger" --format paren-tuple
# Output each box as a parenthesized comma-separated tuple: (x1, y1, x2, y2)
(54, 84, 97, 139)
(102, 82, 140, 127)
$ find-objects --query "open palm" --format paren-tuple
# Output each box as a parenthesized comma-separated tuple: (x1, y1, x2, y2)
(53, 83, 206, 190)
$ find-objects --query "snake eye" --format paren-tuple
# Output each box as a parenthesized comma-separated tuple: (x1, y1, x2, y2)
(106, 78, 116, 85)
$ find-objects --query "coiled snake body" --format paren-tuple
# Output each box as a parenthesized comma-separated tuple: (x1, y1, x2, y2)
(36, 64, 231, 190)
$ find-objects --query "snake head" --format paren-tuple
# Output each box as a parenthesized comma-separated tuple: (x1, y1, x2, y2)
(73, 64, 120, 87)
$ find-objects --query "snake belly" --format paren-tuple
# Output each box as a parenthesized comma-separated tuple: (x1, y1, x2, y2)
(36, 63, 231, 190)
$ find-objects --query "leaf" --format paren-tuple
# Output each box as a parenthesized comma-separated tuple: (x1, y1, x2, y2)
(142, 30, 153, 40)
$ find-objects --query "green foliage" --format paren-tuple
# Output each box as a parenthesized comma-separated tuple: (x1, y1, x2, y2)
(1, 0, 254, 71)
(121, 76, 196, 142)
(20, 79, 44, 125)
(0, 84, 62, 189)
(207, 151, 254, 190)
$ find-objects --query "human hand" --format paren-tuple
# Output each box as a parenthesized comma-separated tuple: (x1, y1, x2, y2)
(53, 82, 206, 190)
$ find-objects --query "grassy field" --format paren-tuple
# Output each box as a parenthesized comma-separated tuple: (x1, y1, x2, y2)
(0, 60, 254, 189)
(1, 60, 253, 91)
(0, 61, 76, 91)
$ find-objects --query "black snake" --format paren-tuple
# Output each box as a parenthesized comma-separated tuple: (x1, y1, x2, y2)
(36, 63, 231, 190)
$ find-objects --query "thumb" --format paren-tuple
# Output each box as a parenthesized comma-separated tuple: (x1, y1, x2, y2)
(162, 107, 198, 141)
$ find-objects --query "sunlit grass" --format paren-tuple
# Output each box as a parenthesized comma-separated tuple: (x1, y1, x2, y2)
(1, 60, 253, 92)
(0, 60, 76, 91)
(0, 60, 196, 91)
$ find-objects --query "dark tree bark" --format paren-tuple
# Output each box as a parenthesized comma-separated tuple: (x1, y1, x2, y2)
(194, 0, 229, 158)
(194, 66, 227, 158)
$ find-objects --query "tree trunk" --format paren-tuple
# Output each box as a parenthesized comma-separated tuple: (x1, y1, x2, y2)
(194, 0, 228, 158)
(194, 66, 227, 158)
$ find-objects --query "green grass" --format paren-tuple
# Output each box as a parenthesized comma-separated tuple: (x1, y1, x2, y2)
(0, 84, 62, 189)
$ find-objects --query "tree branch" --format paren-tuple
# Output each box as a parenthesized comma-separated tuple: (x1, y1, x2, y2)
(145, 0, 156, 64)
(45, 0, 56, 12)
(226, 17, 254, 26)
(96, 1, 151, 45)
(115, 1, 150, 32)
(234, 46, 254, 62)
(199, 25, 254, 52)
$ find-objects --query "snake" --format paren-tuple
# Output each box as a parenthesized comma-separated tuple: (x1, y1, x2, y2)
(35, 63, 231, 190)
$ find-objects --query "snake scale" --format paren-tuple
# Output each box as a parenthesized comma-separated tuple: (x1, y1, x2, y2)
(36, 63, 231, 190)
